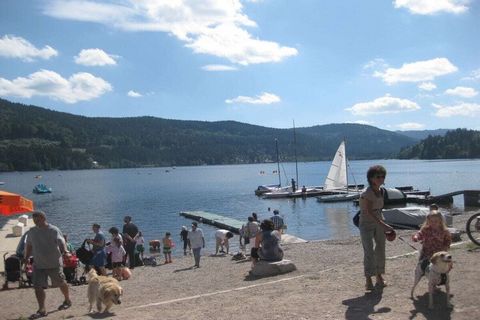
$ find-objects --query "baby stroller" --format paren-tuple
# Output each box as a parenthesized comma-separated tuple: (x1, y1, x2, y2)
(63, 253, 79, 285)
(75, 240, 94, 285)
(2, 252, 31, 290)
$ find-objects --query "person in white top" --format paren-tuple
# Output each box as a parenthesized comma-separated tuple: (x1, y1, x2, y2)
(134, 231, 145, 260)
(106, 237, 126, 280)
(187, 222, 205, 268)
(215, 229, 234, 255)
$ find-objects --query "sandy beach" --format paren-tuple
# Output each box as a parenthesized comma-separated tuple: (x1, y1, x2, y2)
(1, 212, 479, 320)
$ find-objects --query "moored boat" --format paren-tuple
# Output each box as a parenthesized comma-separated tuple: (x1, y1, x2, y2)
(382, 206, 453, 229)
(33, 183, 52, 194)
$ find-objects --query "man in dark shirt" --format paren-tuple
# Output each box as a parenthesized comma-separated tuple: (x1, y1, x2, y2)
(122, 215, 139, 269)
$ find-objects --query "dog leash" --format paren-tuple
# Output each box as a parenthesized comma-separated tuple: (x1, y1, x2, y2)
(398, 236, 419, 251)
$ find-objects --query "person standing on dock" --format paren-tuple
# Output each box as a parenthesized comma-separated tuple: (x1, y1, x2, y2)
(188, 222, 205, 268)
(122, 216, 139, 269)
(25, 210, 72, 318)
(359, 165, 393, 291)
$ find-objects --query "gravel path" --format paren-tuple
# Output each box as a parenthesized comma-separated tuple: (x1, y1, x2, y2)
(1, 211, 479, 320)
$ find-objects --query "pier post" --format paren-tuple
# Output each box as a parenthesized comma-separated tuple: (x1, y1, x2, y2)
(464, 190, 480, 207)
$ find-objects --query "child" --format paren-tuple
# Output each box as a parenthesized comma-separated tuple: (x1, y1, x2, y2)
(134, 231, 145, 260)
(412, 205, 452, 263)
(107, 237, 127, 280)
(162, 232, 174, 264)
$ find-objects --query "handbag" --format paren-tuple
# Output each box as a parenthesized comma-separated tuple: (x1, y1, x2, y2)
(353, 211, 360, 228)
(75, 240, 94, 265)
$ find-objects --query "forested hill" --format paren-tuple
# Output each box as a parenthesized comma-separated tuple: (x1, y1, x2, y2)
(398, 129, 480, 159)
(0, 99, 417, 171)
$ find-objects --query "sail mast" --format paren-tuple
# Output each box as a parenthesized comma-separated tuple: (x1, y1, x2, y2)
(275, 138, 281, 186)
(293, 120, 299, 187)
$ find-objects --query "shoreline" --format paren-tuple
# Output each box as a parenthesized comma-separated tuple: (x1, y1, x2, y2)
(0, 211, 478, 319)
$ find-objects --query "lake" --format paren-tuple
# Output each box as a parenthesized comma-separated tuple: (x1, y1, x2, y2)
(1, 159, 478, 253)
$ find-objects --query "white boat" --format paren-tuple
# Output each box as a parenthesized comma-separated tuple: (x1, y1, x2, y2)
(382, 206, 453, 229)
(316, 192, 360, 203)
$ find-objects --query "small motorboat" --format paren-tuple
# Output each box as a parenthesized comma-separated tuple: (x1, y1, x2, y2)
(316, 192, 361, 203)
(382, 206, 452, 229)
(33, 184, 52, 194)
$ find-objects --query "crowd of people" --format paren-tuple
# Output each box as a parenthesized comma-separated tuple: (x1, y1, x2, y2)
(20, 164, 454, 319)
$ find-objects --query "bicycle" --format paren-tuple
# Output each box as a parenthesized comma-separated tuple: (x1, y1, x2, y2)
(466, 212, 480, 246)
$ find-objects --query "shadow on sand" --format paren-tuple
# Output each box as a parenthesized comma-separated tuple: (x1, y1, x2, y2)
(409, 292, 453, 320)
(342, 288, 391, 320)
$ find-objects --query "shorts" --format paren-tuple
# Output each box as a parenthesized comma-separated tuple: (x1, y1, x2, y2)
(136, 244, 145, 253)
(33, 267, 66, 288)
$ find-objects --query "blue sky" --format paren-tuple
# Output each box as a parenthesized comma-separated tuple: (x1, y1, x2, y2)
(0, 0, 479, 130)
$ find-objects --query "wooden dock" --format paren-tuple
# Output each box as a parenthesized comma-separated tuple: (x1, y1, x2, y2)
(179, 211, 307, 244)
(180, 211, 243, 234)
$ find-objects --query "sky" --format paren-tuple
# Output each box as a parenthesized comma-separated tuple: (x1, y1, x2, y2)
(0, 0, 479, 131)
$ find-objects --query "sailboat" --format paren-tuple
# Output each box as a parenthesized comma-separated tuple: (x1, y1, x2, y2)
(262, 140, 361, 199)
(255, 139, 292, 196)
(316, 140, 363, 202)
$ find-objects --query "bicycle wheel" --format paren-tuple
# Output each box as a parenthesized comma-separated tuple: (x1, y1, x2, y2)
(466, 212, 480, 246)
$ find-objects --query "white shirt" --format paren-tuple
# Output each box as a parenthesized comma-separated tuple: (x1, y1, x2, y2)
(188, 228, 204, 249)
(215, 229, 229, 240)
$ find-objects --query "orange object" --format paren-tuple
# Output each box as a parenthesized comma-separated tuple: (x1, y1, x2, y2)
(0, 190, 34, 216)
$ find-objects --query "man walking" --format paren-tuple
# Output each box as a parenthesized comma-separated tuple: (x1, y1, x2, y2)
(187, 222, 205, 268)
(122, 215, 139, 269)
(25, 210, 72, 319)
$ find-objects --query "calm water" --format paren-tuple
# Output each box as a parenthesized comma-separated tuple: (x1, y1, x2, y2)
(1, 159, 479, 253)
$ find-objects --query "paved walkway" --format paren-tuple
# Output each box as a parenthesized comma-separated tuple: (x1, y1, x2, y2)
(0, 216, 33, 273)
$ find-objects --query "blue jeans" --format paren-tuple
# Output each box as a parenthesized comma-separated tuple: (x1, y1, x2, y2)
(192, 247, 201, 266)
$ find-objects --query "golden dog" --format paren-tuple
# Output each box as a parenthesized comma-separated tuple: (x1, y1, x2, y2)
(149, 239, 161, 251)
(87, 269, 123, 313)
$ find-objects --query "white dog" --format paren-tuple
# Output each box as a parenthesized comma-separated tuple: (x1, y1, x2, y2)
(87, 269, 123, 313)
(410, 251, 453, 309)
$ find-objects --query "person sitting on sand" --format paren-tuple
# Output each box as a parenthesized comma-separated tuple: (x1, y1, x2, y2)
(254, 219, 283, 262)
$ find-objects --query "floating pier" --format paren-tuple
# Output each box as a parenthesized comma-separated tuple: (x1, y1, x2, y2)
(179, 211, 307, 244)
(180, 211, 243, 234)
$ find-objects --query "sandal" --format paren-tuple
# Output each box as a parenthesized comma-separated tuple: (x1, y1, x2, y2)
(29, 310, 47, 319)
(58, 300, 72, 310)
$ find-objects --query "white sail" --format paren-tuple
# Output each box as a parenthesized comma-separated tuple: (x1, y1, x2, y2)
(324, 141, 348, 190)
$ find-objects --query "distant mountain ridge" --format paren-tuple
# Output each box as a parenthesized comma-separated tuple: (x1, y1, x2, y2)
(0, 98, 418, 171)
(395, 129, 450, 140)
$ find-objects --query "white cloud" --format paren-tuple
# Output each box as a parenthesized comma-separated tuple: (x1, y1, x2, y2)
(433, 102, 480, 117)
(346, 95, 420, 115)
(396, 122, 425, 130)
(462, 68, 480, 81)
(225, 92, 280, 105)
(0, 69, 112, 103)
(445, 86, 478, 98)
(0, 35, 58, 62)
(201, 64, 238, 71)
(418, 82, 437, 91)
(127, 90, 142, 97)
(74, 48, 117, 66)
(394, 0, 469, 15)
(43, 0, 297, 66)
(374, 58, 457, 85)
(363, 58, 388, 71)
(350, 120, 374, 125)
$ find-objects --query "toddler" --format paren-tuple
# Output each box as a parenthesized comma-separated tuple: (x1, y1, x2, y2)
(107, 237, 127, 280)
